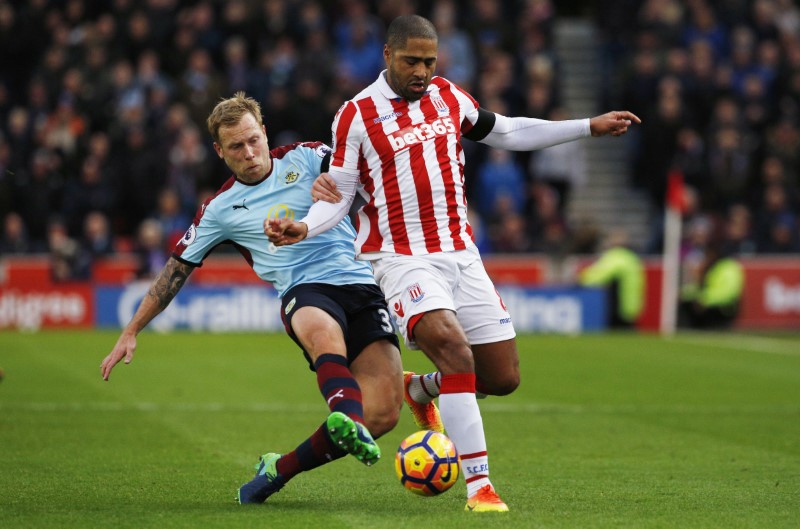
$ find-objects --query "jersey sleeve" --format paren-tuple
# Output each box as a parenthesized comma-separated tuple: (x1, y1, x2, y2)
(443, 79, 481, 135)
(172, 203, 227, 265)
(329, 101, 365, 177)
(304, 142, 332, 174)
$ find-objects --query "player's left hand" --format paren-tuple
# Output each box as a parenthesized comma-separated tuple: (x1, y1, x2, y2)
(311, 173, 342, 203)
(264, 217, 309, 246)
(589, 111, 641, 137)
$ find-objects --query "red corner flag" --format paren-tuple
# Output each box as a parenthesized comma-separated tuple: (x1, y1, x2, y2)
(666, 168, 686, 213)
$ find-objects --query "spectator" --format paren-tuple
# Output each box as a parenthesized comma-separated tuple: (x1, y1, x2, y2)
(487, 199, 534, 254)
(152, 187, 191, 250)
(706, 126, 753, 212)
(528, 107, 588, 215)
(5, 106, 34, 174)
(61, 155, 116, 236)
(12, 147, 64, 248)
(474, 148, 526, 218)
(335, 15, 385, 89)
(679, 242, 744, 329)
(81, 210, 115, 259)
(136, 49, 174, 100)
(166, 124, 212, 214)
(133, 218, 167, 279)
(723, 203, 757, 256)
(579, 229, 645, 328)
(222, 36, 251, 94)
(47, 216, 90, 282)
(117, 125, 166, 236)
(0, 211, 34, 254)
(754, 182, 799, 253)
(178, 47, 226, 129)
(39, 95, 87, 164)
(431, 0, 476, 88)
(527, 183, 571, 256)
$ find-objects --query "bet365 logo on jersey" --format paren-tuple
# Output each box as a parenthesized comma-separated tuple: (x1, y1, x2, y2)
(388, 117, 455, 151)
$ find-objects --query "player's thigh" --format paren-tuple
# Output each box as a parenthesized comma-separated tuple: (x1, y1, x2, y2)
(472, 338, 520, 396)
(371, 254, 457, 349)
(454, 247, 516, 346)
(289, 306, 347, 361)
(412, 309, 474, 374)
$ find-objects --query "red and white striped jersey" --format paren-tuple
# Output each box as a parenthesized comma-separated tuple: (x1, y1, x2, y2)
(330, 71, 483, 257)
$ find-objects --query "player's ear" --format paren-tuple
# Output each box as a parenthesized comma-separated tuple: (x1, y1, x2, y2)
(383, 44, 391, 65)
(213, 142, 223, 159)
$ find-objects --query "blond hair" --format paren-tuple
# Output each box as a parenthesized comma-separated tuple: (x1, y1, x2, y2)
(206, 91, 264, 144)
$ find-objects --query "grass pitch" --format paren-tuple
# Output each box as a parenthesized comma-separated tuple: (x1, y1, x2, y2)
(1, 330, 798, 529)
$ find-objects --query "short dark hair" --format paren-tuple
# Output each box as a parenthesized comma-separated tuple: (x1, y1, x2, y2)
(386, 14, 438, 49)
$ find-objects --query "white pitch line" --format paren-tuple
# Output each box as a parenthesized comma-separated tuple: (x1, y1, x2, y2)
(0, 401, 323, 413)
(1, 401, 797, 415)
(668, 332, 800, 357)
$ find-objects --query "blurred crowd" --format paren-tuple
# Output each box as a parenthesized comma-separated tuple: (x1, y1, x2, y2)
(0, 0, 798, 284)
(599, 0, 800, 256)
(0, 0, 567, 280)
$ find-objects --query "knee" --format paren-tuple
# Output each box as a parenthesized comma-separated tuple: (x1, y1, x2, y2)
(493, 373, 520, 396)
(364, 405, 400, 439)
(479, 370, 520, 396)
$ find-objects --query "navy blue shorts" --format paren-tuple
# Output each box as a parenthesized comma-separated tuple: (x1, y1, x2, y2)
(280, 283, 400, 370)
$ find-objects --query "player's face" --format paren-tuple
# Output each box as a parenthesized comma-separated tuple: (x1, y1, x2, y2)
(214, 112, 271, 183)
(384, 37, 438, 102)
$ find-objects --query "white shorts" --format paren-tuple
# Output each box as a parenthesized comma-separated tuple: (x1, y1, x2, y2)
(370, 246, 516, 349)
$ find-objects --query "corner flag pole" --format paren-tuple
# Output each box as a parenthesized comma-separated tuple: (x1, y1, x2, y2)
(660, 169, 685, 336)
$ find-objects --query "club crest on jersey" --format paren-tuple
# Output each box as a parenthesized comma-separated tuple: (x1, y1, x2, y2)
(284, 164, 301, 184)
(180, 224, 197, 246)
(431, 95, 449, 114)
(407, 283, 425, 303)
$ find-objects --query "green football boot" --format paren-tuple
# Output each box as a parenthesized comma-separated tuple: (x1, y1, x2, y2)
(326, 411, 381, 466)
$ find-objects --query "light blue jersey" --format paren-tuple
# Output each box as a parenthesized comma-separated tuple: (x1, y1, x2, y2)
(174, 142, 376, 297)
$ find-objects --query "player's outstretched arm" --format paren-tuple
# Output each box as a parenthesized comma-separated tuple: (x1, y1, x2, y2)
(100, 257, 193, 381)
(264, 217, 309, 246)
(589, 111, 641, 137)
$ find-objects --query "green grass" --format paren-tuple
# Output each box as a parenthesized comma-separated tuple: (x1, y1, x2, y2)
(1, 330, 798, 528)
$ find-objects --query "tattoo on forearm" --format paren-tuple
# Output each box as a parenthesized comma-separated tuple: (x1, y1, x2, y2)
(148, 260, 190, 310)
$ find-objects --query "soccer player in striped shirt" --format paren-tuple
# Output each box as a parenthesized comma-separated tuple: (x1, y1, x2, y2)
(266, 15, 640, 512)
(100, 92, 404, 504)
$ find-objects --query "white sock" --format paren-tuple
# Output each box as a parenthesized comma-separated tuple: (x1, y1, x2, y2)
(408, 372, 441, 403)
(438, 374, 492, 498)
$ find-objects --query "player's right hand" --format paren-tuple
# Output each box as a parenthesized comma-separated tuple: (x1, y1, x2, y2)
(264, 217, 309, 246)
(311, 173, 342, 203)
(101, 332, 136, 381)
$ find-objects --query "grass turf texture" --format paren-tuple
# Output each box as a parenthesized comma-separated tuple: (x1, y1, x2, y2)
(0, 330, 798, 529)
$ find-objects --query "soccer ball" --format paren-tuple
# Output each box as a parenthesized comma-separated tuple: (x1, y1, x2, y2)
(395, 430, 459, 496)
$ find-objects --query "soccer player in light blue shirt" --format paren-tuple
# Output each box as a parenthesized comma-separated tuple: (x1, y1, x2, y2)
(100, 92, 413, 505)
(174, 139, 375, 297)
